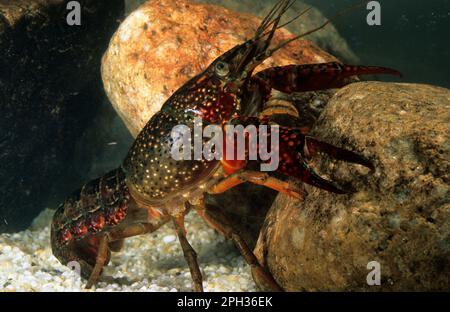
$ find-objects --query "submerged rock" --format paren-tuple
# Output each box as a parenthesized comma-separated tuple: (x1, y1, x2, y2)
(0, 0, 124, 232)
(254, 82, 450, 291)
(125, 0, 358, 63)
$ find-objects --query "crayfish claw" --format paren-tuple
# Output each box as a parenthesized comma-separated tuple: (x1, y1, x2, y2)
(305, 136, 375, 171)
(298, 162, 349, 194)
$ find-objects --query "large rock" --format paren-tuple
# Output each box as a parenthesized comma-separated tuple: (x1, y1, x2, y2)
(102, 0, 338, 246)
(254, 82, 450, 291)
(0, 0, 124, 232)
(125, 0, 358, 63)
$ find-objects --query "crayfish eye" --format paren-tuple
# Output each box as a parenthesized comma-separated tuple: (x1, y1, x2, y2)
(214, 61, 230, 77)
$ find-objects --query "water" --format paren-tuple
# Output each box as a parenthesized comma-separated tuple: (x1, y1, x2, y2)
(303, 0, 450, 88)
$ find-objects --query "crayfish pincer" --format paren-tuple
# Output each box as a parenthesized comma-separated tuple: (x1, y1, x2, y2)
(51, 0, 401, 291)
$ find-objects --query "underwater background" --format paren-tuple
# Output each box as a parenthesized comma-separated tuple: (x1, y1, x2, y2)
(302, 0, 450, 88)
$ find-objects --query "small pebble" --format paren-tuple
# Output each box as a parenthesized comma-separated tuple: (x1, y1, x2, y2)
(162, 235, 176, 243)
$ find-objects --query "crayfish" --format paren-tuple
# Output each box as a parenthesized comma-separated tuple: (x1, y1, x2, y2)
(51, 0, 401, 291)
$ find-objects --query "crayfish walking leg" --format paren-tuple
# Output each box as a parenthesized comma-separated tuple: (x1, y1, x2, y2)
(173, 214, 204, 292)
(85, 233, 109, 289)
(193, 199, 284, 292)
(209, 170, 304, 200)
(83, 223, 163, 288)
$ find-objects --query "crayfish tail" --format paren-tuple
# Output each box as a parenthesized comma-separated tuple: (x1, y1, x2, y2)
(50, 167, 130, 276)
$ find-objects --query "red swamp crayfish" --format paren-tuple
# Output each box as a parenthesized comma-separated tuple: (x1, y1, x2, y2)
(51, 0, 401, 291)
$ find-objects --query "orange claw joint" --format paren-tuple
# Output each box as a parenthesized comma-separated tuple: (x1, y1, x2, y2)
(220, 124, 249, 176)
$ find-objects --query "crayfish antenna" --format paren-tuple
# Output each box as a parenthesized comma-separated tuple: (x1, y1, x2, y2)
(267, 0, 372, 56)
(255, 0, 294, 39)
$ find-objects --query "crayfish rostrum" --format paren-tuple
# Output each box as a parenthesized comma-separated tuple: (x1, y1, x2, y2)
(51, 0, 401, 291)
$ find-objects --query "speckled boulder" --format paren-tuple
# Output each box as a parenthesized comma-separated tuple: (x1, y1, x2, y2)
(126, 0, 358, 63)
(101, 0, 336, 137)
(254, 82, 450, 291)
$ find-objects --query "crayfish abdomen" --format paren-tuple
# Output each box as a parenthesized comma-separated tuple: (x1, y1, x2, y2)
(51, 168, 129, 278)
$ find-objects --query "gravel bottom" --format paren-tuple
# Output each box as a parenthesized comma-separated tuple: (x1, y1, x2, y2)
(0, 209, 257, 292)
